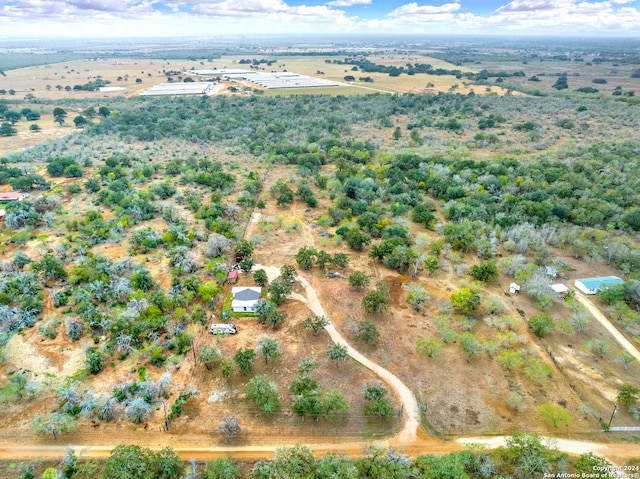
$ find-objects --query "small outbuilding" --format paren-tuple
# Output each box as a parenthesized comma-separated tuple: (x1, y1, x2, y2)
(231, 286, 262, 313)
(551, 283, 569, 295)
(0, 192, 27, 202)
(226, 270, 238, 284)
(574, 276, 624, 295)
(509, 283, 521, 294)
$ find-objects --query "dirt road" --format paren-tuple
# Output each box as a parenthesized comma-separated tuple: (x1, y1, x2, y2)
(296, 275, 421, 442)
(1, 435, 638, 464)
(575, 293, 640, 362)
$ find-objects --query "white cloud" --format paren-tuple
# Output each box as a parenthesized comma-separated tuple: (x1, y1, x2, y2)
(325, 0, 371, 6)
(488, 0, 640, 31)
(388, 2, 461, 17)
(1, 0, 639, 36)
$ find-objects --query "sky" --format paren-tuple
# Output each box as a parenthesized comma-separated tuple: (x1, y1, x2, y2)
(1, 0, 639, 38)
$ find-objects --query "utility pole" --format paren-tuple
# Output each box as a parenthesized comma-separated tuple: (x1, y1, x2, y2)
(607, 403, 618, 430)
(161, 399, 170, 432)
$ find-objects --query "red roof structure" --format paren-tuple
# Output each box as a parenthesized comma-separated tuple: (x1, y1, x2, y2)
(0, 192, 26, 201)
(227, 270, 239, 283)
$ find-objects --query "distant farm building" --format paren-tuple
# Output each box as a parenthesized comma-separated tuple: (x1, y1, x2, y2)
(188, 69, 339, 90)
(574, 276, 624, 295)
(231, 286, 262, 313)
(0, 192, 27, 202)
(140, 82, 214, 96)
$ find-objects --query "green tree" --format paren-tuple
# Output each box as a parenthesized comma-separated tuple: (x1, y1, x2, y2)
(362, 283, 390, 314)
(416, 337, 445, 358)
(234, 239, 254, 259)
(345, 227, 371, 252)
(469, 260, 499, 282)
(86, 347, 105, 375)
(200, 346, 221, 370)
(505, 391, 525, 412)
(616, 353, 636, 371)
(552, 75, 569, 90)
(252, 444, 316, 478)
(73, 115, 88, 128)
(295, 246, 317, 270)
(246, 375, 280, 413)
(206, 458, 241, 479)
(450, 287, 481, 315)
(53, 107, 67, 126)
(363, 382, 394, 418)
(256, 337, 282, 364)
(414, 453, 470, 479)
(0, 122, 16, 136)
(32, 413, 78, 440)
(280, 264, 297, 282)
(458, 332, 481, 362)
(264, 309, 287, 329)
(393, 126, 401, 140)
(31, 254, 67, 281)
(327, 343, 350, 366)
(103, 445, 181, 479)
(622, 208, 640, 231)
(524, 357, 553, 386)
(234, 348, 256, 375)
(239, 256, 254, 273)
(302, 314, 329, 335)
(321, 389, 349, 419)
(315, 452, 358, 479)
(500, 431, 557, 478)
(267, 278, 291, 305)
(315, 250, 332, 272)
(527, 313, 554, 338)
(441, 222, 475, 251)
(538, 403, 572, 428)
(498, 350, 524, 371)
(424, 255, 440, 275)
(348, 271, 370, 290)
(585, 339, 609, 358)
(253, 269, 268, 286)
(573, 453, 615, 478)
(292, 390, 322, 421)
(332, 253, 349, 268)
(355, 320, 380, 345)
(98, 106, 111, 118)
(617, 383, 639, 408)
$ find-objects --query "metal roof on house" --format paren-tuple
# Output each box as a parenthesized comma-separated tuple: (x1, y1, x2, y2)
(231, 286, 261, 301)
(576, 276, 624, 289)
(0, 192, 26, 200)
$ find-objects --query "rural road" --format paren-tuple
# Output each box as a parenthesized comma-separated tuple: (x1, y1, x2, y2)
(0, 435, 638, 464)
(575, 292, 640, 362)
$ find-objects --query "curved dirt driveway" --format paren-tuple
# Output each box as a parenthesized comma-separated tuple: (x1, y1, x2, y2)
(296, 275, 421, 442)
(575, 293, 640, 362)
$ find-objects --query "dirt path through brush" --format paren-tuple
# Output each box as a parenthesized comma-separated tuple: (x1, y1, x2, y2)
(575, 293, 640, 362)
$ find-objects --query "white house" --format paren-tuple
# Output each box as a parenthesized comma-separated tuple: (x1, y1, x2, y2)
(231, 286, 262, 313)
(574, 276, 624, 295)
